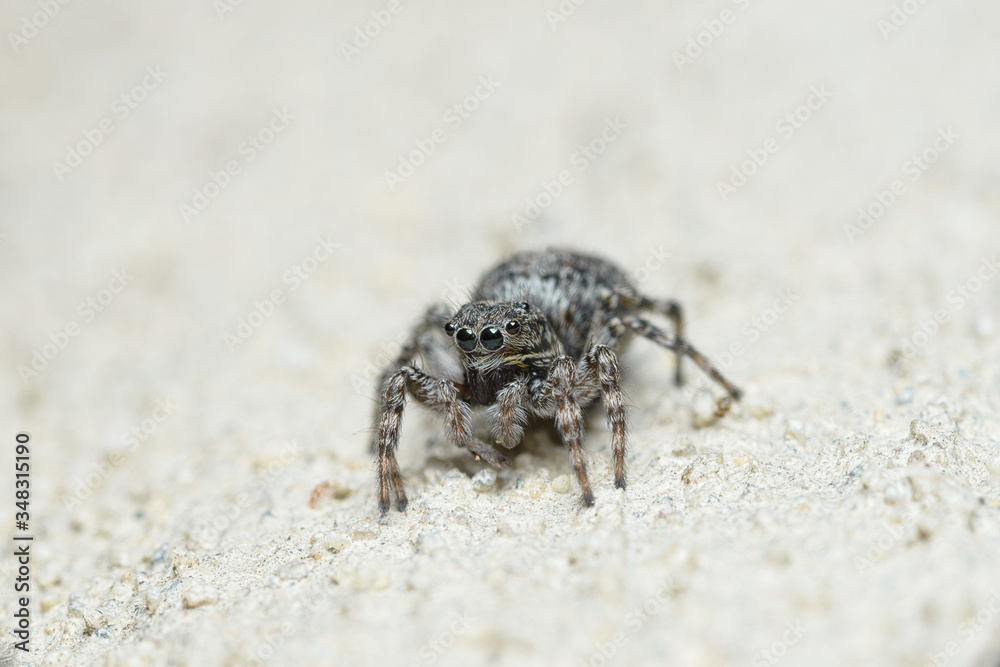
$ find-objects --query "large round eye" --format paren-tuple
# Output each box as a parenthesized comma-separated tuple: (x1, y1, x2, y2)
(505, 320, 520, 334)
(444, 322, 456, 336)
(455, 328, 477, 351)
(480, 327, 503, 350)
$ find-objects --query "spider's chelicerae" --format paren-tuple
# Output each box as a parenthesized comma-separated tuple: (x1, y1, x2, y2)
(372, 248, 742, 514)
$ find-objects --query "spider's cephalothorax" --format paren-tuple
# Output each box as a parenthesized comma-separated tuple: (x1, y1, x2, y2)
(372, 248, 742, 514)
(445, 300, 563, 403)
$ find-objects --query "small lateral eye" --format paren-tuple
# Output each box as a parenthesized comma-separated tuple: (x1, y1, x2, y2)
(480, 327, 503, 350)
(444, 322, 456, 336)
(455, 328, 477, 351)
(505, 320, 520, 334)
(519, 301, 530, 311)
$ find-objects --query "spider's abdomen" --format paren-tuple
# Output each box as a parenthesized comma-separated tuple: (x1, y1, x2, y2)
(472, 248, 636, 359)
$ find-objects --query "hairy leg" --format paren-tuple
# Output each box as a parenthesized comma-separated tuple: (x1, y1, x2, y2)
(579, 344, 629, 489)
(370, 303, 454, 453)
(603, 290, 686, 386)
(619, 315, 742, 416)
(533, 356, 594, 506)
(374, 365, 507, 514)
(638, 297, 685, 386)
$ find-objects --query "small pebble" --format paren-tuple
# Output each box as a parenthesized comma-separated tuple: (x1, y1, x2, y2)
(883, 477, 913, 504)
(471, 469, 497, 492)
(68, 593, 86, 618)
(524, 477, 547, 500)
(110, 583, 133, 603)
(310, 532, 350, 558)
(785, 420, 806, 444)
(974, 312, 996, 339)
(986, 454, 1000, 478)
(350, 518, 380, 540)
(745, 397, 774, 419)
(182, 584, 219, 608)
(681, 451, 726, 486)
(83, 609, 107, 632)
(275, 559, 309, 581)
(309, 480, 352, 509)
(551, 475, 571, 493)
(149, 546, 170, 568)
(909, 419, 929, 446)
(144, 587, 162, 614)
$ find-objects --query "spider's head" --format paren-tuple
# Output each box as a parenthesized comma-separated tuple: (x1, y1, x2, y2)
(444, 300, 557, 371)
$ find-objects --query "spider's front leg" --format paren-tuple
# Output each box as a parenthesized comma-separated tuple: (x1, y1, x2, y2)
(374, 366, 508, 514)
(534, 356, 594, 506)
(579, 344, 629, 490)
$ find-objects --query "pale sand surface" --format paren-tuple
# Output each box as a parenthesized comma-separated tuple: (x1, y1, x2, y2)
(3, 2, 1000, 666)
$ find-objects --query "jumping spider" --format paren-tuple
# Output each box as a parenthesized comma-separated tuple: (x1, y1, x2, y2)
(373, 248, 742, 514)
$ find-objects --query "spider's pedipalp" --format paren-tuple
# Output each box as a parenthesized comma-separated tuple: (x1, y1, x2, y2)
(486, 376, 530, 449)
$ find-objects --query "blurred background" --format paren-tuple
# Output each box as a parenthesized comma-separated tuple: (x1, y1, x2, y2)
(2, 1, 1000, 665)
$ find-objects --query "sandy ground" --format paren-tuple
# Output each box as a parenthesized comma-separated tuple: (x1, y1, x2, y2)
(3, 1, 1000, 666)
